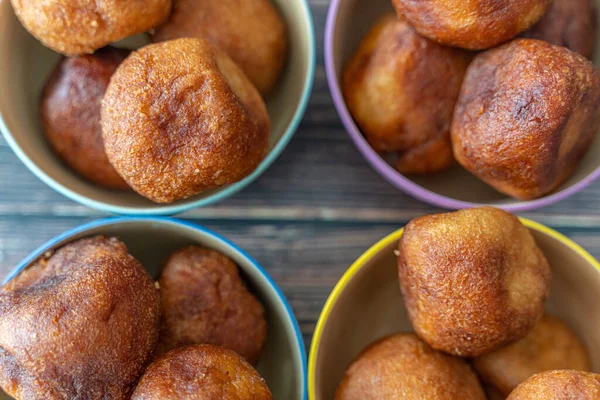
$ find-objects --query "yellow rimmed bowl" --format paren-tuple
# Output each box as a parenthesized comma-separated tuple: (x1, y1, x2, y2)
(308, 219, 600, 400)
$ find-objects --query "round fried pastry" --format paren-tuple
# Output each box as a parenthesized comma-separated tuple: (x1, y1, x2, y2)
(452, 39, 600, 200)
(0, 237, 160, 400)
(101, 38, 270, 204)
(474, 315, 590, 396)
(522, 0, 598, 59)
(131, 345, 272, 400)
(152, 0, 288, 95)
(392, 0, 551, 50)
(398, 207, 551, 357)
(157, 246, 267, 364)
(507, 370, 600, 399)
(41, 46, 130, 189)
(335, 334, 485, 399)
(343, 15, 470, 173)
(10, 0, 172, 55)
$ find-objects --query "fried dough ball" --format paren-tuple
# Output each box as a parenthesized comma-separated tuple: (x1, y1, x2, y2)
(392, 0, 551, 50)
(398, 207, 551, 357)
(41, 47, 130, 190)
(10, 0, 172, 55)
(157, 246, 267, 364)
(102, 38, 270, 203)
(474, 315, 590, 396)
(452, 39, 600, 200)
(522, 0, 598, 60)
(335, 334, 485, 400)
(507, 370, 600, 399)
(0, 237, 160, 400)
(151, 0, 287, 95)
(343, 15, 471, 174)
(131, 345, 272, 400)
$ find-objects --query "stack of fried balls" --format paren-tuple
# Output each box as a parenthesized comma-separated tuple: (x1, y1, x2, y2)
(12, 0, 289, 203)
(335, 206, 600, 399)
(344, 0, 600, 200)
(0, 238, 270, 399)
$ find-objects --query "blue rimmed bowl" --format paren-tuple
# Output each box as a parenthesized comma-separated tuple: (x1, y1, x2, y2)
(0, 0, 316, 215)
(1, 217, 307, 400)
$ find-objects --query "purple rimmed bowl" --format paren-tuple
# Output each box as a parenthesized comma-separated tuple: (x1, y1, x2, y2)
(324, 0, 600, 212)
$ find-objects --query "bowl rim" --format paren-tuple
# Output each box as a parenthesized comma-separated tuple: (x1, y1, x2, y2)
(0, 0, 317, 216)
(307, 216, 600, 400)
(323, 0, 600, 212)
(2, 217, 308, 400)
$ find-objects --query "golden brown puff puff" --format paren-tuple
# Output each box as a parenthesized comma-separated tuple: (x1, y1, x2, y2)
(335, 333, 486, 400)
(156, 246, 267, 365)
(474, 315, 590, 397)
(131, 345, 272, 400)
(452, 39, 600, 201)
(41, 47, 130, 190)
(398, 207, 551, 357)
(522, 0, 598, 60)
(101, 38, 270, 204)
(343, 15, 471, 173)
(507, 370, 600, 399)
(151, 0, 287, 95)
(0, 237, 160, 400)
(392, 0, 551, 50)
(10, 0, 172, 56)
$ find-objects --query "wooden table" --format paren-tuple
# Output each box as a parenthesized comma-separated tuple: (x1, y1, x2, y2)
(2, 0, 600, 349)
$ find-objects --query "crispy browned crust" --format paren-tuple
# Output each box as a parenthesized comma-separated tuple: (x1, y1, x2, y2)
(132, 345, 272, 400)
(0, 237, 160, 400)
(392, 0, 551, 50)
(452, 39, 600, 200)
(101, 38, 270, 204)
(398, 207, 551, 357)
(522, 0, 598, 60)
(157, 246, 267, 365)
(151, 0, 287, 95)
(10, 0, 172, 55)
(343, 15, 470, 173)
(474, 315, 590, 396)
(335, 334, 485, 400)
(41, 47, 130, 190)
(507, 370, 600, 399)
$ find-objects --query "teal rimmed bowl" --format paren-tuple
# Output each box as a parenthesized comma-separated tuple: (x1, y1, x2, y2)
(0, 0, 315, 215)
(1, 217, 307, 399)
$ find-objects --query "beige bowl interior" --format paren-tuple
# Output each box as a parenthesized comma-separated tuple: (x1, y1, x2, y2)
(0, 0, 314, 213)
(330, 0, 600, 206)
(310, 223, 600, 399)
(0, 219, 304, 399)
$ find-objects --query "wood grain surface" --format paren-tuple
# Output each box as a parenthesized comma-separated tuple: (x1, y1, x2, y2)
(1, 1, 600, 348)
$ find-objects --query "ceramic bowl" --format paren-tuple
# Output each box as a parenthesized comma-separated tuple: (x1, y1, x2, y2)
(325, 0, 600, 211)
(1, 218, 307, 400)
(0, 0, 315, 215)
(308, 218, 600, 399)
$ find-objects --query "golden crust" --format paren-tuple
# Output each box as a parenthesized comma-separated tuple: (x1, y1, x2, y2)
(151, 0, 288, 95)
(392, 0, 551, 50)
(452, 39, 600, 200)
(522, 0, 598, 60)
(398, 207, 551, 357)
(131, 345, 272, 400)
(507, 370, 600, 399)
(41, 47, 130, 190)
(474, 315, 590, 396)
(101, 38, 270, 204)
(0, 237, 160, 400)
(343, 15, 470, 173)
(335, 334, 485, 400)
(10, 0, 172, 56)
(157, 246, 267, 365)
